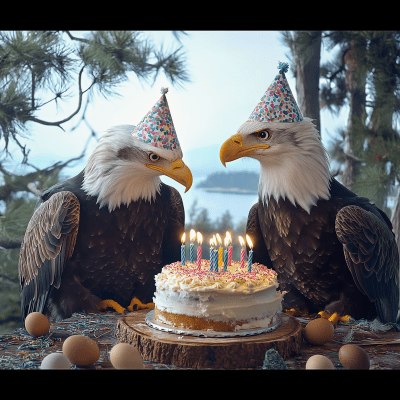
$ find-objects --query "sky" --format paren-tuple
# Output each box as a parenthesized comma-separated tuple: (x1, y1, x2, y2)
(8, 30, 348, 183)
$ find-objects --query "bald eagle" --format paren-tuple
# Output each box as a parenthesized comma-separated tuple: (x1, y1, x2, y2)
(19, 125, 192, 321)
(220, 118, 400, 324)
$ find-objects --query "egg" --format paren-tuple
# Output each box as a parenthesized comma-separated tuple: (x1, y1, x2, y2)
(303, 318, 334, 345)
(339, 344, 370, 369)
(62, 335, 100, 367)
(40, 352, 71, 369)
(109, 343, 143, 369)
(305, 354, 335, 369)
(25, 312, 50, 337)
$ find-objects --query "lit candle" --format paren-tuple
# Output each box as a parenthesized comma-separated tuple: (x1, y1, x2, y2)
(181, 233, 186, 266)
(223, 236, 229, 272)
(226, 231, 233, 266)
(216, 233, 223, 268)
(189, 229, 196, 263)
(196, 232, 203, 269)
(246, 234, 253, 272)
(209, 238, 214, 271)
(239, 236, 245, 269)
(211, 235, 217, 271)
(213, 247, 219, 273)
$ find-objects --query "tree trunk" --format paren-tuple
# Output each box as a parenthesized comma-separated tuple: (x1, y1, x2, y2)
(341, 40, 366, 190)
(391, 186, 400, 255)
(292, 31, 322, 136)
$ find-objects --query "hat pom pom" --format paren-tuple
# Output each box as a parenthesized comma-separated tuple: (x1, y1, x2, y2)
(160, 87, 169, 95)
(278, 61, 289, 73)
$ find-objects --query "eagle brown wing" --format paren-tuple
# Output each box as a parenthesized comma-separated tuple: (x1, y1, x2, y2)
(335, 205, 399, 323)
(18, 191, 80, 320)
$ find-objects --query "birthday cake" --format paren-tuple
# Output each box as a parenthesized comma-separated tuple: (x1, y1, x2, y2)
(153, 259, 285, 332)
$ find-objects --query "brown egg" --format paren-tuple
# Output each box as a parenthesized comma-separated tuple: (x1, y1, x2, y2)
(339, 344, 370, 370)
(63, 335, 100, 367)
(109, 343, 144, 369)
(25, 312, 50, 337)
(303, 318, 335, 345)
(305, 354, 335, 369)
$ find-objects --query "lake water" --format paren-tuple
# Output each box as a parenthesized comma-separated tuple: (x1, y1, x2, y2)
(163, 174, 259, 229)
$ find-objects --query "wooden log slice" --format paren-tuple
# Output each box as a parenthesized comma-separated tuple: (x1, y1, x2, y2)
(115, 310, 302, 369)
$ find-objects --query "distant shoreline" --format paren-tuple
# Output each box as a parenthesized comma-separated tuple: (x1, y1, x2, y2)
(200, 187, 257, 194)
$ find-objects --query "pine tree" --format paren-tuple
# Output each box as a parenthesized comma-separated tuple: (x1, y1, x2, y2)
(320, 31, 400, 216)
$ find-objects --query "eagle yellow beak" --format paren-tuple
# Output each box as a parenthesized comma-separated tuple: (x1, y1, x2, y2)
(219, 133, 270, 167)
(146, 159, 193, 193)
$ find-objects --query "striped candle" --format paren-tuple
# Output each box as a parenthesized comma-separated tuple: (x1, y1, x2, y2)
(189, 243, 194, 263)
(246, 234, 254, 272)
(209, 238, 214, 271)
(189, 229, 196, 263)
(247, 249, 253, 272)
(213, 249, 219, 273)
(218, 247, 223, 268)
(181, 233, 186, 266)
(239, 236, 245, 269)
(197, 245, 202, 269)
(197, 232, 203, 269)
(223, 249, 228, 272)
(228, 245, 233, 266)
(226, 232, 233, 266)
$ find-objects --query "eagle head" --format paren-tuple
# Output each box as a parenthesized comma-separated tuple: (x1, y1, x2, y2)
(219, 118, 331, 213)
(82, 125, 192, 211)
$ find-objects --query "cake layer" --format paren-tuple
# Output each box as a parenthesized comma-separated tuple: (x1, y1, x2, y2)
(154, 306, 278, 332)
(153, 283, 283, 321)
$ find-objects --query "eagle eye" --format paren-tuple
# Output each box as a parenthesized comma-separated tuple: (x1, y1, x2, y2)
(256, 130, 271, 140)
(148, 152, 161, 162)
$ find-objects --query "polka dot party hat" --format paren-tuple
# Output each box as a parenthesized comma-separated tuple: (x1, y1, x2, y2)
(247, 62, 303, 123)
(131, 87, 181, 151)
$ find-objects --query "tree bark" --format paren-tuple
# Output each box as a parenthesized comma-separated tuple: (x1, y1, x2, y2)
(341, 40, 366, 190)
(292, 31, 322, 136)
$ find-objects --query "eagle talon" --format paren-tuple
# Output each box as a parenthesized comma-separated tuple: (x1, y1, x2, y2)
(284, 308, 309, 317)
(97, 299, 126, 314)
(127, 297, 155, 312)
(318, 311, 351, 326)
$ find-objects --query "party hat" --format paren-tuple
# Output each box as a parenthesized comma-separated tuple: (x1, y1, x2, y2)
(131, 87, 181, 151)
(247, 62, 303, 123)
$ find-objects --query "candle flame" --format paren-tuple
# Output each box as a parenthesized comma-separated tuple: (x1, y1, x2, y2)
(190, 229, 196, 242)
(181, 232, 186, 244)
(197, 232, 203, 245)
(239, 236, 245, 247)
(216, 233, 222, 246)
(224, 236, 229, 247)
(246, 234, 253, 248)
(210, 237, 216, 247)
(226, 231, 232, 244)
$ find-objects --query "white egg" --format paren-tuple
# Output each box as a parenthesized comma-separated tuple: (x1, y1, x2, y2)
(41, 352, 71, 369)
(305, 354, 335, 370)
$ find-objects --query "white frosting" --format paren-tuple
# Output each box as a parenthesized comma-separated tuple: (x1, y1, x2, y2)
(154, 260, 279, 294)
(153, 286, 284, 320)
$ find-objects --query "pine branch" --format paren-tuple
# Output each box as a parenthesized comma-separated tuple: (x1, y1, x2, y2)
(26, 182, 41, 196)
(26, 65, 94, 130)
(343, 152, 362, 163)
(63, 31, 90, 44)
(0, 237, 23, 250)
